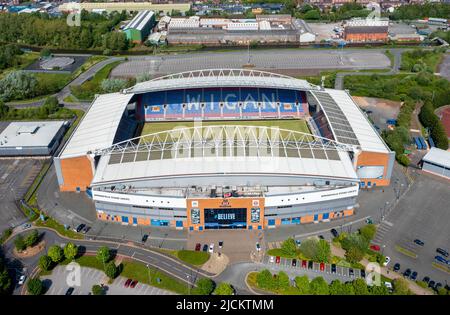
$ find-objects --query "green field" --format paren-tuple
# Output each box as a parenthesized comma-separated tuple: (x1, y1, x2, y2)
(140, 119, 312, 141)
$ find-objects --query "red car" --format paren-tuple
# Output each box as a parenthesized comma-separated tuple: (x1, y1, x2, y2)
(320, 262, 325, 272)
(195, 243, 201, 251)
(301, 260, 307, 268)
(275, 256, 281, 264)
(130, 280, 138, 288)
(124, 279, 132, 288)
(370, 244, 381, 252)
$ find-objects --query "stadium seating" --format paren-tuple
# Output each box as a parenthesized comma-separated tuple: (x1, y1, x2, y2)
(141, 87, 308, 121)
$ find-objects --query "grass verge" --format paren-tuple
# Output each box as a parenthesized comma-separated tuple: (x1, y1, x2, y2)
(35, 217, 83, 239)
(431, 262, 450, 274)
(176, 250, 210, 266)
(395, 245, 418, 259)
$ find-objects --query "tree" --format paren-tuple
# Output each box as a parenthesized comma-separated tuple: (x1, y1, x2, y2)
(0, 268, 12, 295)
(280, 238, 297, 257)
(92, 284, 105, 295)
(392, 278, 410, 295)
(63, 243, 78, 261)
(299, 238, 318, 260)
(43, 96, 59, 114)
(48, 245, 64, 263)
(276, 271, 290, 291)
(0, 71, 38, 102)
(104, 261, 117, 279)
(27, 278, 43, 295)
(341, 282, 356, 295)
(14, 235, 26, 252)
(304, 10, 321, 20)
(352, 278, 370, 295)
(256, 269, 274, 290)
(294, 275, 310, 295)
(309, 276, 329, 295)
(371, 284, 389, 295)
(329, 279, 344, 295)
(195, 278, 214, 295)
(345, 246, 365, 264)
(213, 283, 234, 295)
(359, 224, 377, 241)
(96, 246, 111, 264)
(38, 255, 53, 271)
(101, 78, 128, 93)
(315, 240, 331, 263)
(40, 48, 51, 58)
(25, 230, 39, 248)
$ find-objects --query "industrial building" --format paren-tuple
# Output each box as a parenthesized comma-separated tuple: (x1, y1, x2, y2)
(0, 121, 67, 156)
(421, 148, 450, 179)
(58, 2, 191, 14)
(160, 16, 316, 45)
(54, 69, 394, 230)
(344, 19, 389, 43)
(123, 10, 156, 43)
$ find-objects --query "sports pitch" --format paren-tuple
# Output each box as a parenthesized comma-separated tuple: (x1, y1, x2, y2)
(140, 119, 313, 140)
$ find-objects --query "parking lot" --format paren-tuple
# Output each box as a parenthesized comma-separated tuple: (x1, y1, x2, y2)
(380, 173, 450, 286)
(0, 157, 46, 231)
(262, 255, 369, 284)
(41, 265, 174, 295)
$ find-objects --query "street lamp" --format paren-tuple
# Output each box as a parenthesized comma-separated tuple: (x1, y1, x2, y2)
(382, 245, 386, 256)
(146, 264, 151, 284)
(186, 275, 190, 295)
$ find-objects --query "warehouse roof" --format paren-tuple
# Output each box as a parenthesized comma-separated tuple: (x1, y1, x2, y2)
(422, 147, 450, 168)
(345, 26, 389, 34)
(0, 121, 65, 149)
(124, 10, 154, 31)
(60, 93, 134, 158)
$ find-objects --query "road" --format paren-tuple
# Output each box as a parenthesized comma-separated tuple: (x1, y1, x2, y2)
(2, 227, 213, 295)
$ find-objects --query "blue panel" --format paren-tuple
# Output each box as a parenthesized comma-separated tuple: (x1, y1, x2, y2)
(278, 89, 297, 113)
(122, 216, 129, 223)
(240, 88, 260, 113)
(268, 219, 275, 226)
(259, 88, 278, 113)
(292, 217, 301, 224)
(203, 88, 221, 116)
(199, 226, 203, 231)
(313, 214, 318, 221)
(222, 87, 240, 117)
(132, 217, 137, 225)
(176, 221, 183, 227)
(184, 88, 203, 117)
(166, 89, 184, 117)
(281, 218, 291, 225)
(248, 225, 253, 230)
(257, 225, 262, 230)
(323, 213, 329, 220)
(151, 219, 160, 226)
(189, 226, 194, 231)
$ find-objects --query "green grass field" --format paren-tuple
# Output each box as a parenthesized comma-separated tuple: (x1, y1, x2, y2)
(140, 119, 312, 141)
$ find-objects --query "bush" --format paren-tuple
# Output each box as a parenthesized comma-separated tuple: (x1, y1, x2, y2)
(397, 154, 410, 167)
(38, 255, 53, 271)
(101, 78, 128, 93)
(281, 238, 297, 257)
(195, 278, 215, 295)
(27, 278, 43, 295)
(48, 245, 64, 263)
(299, 238, 331, 262)
(14, 235, 26, 252)
(256, 269, 275, 290)
(294, 275, 310, 294)
(359, 224, 377, 241)
(213, 283, 234, 295)
(0, 71, 38, 102)
(309, 276, 329, 295)
(392, 278, 411, 295)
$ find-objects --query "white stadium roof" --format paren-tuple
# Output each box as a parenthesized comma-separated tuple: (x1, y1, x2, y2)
(123, 69, 319, 95)
(422, 147, 450, 168)
(60, 93, 134, 158)
(311, 89, 390, 153)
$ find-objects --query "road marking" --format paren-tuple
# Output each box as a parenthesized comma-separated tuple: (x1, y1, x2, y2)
(384, 221, 394, 227)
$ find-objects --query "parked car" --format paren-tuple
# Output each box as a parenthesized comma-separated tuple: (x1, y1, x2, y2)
(422, 276, 430, 284)
(202, 244, 208, 252)
(414, 239, 425, 246)
(124, 279, 132, 288)
(269, 256, 275, 263)
(436, 248, 449, 258)
(292, 259, 297, 267)
(410, 271, 418, 281)
(384, 282, 393, 292)
(218, 241, 224, 249)
(307, 261, 313, 270)
(435, 283, 442, 291)
(360, 269, 366, 278)
(130, 280, 138, 288)
(209, 243, 214, 253)
(195, 243, 201, 251)
(383, 256, 391, 266)
(81, 226, 90, 234)
(141, 234, 148, 243)
(318, 235, 325, 240)
(393, 263, 400, 272)
(403, 268, 411, 278)
(349, 268, 354, 277)
(65, 287, 75, 295)
(319, 262, 325, 272)
(75, 224, 85, 233)
(435, 255, 447, 264)
(370, 244, 380, 251)
(331, 264, 337, 274)
(301, 260, 307, 269)
(255, 242, 261, 252)
(428, 280, 435, 288)
(275, 256, 281, 264)
(21, 223, 31, 230)
(295, 239, 301, 247)
(330, 228, 339, 238)
(18, 275, 26, 285)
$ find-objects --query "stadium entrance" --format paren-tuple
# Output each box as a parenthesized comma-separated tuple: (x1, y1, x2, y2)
(204, 208, 247, 229)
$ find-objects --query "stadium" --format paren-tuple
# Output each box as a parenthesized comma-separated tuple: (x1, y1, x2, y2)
(54, 69, 394, 231)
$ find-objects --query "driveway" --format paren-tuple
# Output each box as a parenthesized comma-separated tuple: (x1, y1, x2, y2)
(41, 265, 174, 295)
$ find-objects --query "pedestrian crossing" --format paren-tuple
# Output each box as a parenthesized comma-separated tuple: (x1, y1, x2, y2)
(372, 221, 393, 245)
(267, 241, 282, 250)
